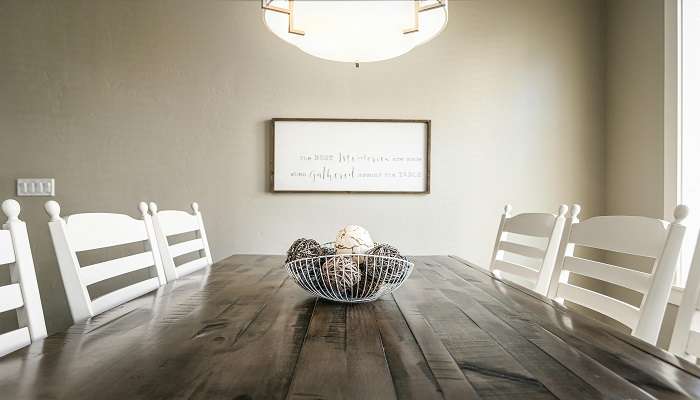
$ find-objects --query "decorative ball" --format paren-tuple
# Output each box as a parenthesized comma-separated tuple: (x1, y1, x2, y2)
(321, 256, 361, 292)
(367, 243, 404, 259)
(320, 243, 337, 257)
(355, 273, 385, 297)
(335, 225, 374, 255)
(291, 261, 323, 292)
(286, 238, 323, 263)
(366, 244, 408, 284)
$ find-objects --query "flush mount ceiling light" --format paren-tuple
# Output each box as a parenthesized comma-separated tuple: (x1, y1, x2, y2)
(262, 0, 448, 64)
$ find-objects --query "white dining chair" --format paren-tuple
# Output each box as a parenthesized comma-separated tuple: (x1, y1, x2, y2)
(0, 200, 47, 357)
(669, 231, 700, 361)
(45, 201, 167, 322)
(148, 202, 212, 282)
(490, 204, 568, 295)
(547, 204, 688, 345)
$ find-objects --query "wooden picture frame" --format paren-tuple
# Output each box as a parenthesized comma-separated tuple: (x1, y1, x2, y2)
(271, 118, 431, 193)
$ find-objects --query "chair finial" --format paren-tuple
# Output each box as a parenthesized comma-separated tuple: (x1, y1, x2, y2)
(504, 204, 512, 215)
(191, 202, 199, 213)
(570, 204, 582, 218)
(673, 204, 689, 223)
(557, 204, 568, 217)
(149, 202, 158, 214)
(45, 201, 61, 222)
(139, 202, 148, 216)
(1, 199, 20, 221)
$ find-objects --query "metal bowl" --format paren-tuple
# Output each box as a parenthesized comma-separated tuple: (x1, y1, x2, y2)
(285, 254, 414, 303)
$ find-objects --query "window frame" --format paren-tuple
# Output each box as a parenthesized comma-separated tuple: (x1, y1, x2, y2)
(665, 0, 699, 303)
(664, 0, 682, 301)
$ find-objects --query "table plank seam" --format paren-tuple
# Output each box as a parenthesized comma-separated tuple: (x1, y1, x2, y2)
(391, 292, 483, 399)
(282, 297, 319, 400)
(227, 276, 291, 346)
(84, 308, 141, 334)
(371, 301, 405, 400)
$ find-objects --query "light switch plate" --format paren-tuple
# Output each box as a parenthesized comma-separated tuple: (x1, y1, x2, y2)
(17, 178, 55, 196)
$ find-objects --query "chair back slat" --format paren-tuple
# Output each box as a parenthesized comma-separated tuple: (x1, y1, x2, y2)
(176, 257, 211, 278)
(490, 204, 568, 295)
(149, 202, 213, 282)
(0, 328, 30, 358)
(45, 201, 166, 322)
(550, 205, 687, 345)
(90, 276, 161, 316)
(498, 241, 545, 259)
(0, 231, 16, 265)
(0, 284, 24, 313)
(503, 213, 557, 237)
(156, 210, 200, 236)
(568, 216, 670, 257)
(0, 200, 47, 357)
(65, 213, 150, 252)
(492, 259, 538, 281)
(563, 256, 652, 293)
(557, 282, 640, 328)
(169, 238, 205, 259)
(79, 251, 157, 286)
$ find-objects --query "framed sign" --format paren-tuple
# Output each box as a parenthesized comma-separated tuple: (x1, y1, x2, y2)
(271, 118, 430, 193)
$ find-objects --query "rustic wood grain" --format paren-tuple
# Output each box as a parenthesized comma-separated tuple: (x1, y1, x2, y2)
(408, 267, 603, 400)
(346, 303, 398, 399)
(287, 300, 398, 400)
(2, 255, 700, 400)
(391, 293, 482, 400)
(372, 298, 444, 400)
(437, 256, 700, 400)
(419, 260, 657, 400)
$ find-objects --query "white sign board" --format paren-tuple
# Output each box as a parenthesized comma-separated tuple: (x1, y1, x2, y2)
(272, 119, 430, 193)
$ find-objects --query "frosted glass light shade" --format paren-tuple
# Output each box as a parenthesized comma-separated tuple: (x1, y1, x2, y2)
(262, 0, 448, 63)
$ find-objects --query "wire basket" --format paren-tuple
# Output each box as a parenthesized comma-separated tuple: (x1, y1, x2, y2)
(285, 254, 414, 303)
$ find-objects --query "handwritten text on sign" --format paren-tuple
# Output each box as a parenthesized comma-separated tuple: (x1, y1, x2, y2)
(273, 120, 429, 192)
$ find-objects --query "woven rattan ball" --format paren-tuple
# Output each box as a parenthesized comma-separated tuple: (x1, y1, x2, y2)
(291, 260, 322, 292)
(366, 244, 408, 284)
(321, 256, 361, 292)
(286, 238, 323, 263)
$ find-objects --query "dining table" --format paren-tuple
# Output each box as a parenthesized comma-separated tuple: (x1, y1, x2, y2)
(2, 254, 700, 399)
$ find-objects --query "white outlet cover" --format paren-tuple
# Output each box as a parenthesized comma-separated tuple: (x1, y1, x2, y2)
(17, 178, 55, 196)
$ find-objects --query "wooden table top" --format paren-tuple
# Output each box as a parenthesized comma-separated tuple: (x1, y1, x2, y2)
(2, 255, 700, 400)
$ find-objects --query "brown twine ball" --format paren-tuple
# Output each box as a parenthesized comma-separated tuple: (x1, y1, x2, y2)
(290, 258, 323, 291)
(320, 244, 337, 257)
(287, 240, 343, 293)
(366, 244, 408, 284)
(321, 256, 361, 292)
(286, 238, 323, 263)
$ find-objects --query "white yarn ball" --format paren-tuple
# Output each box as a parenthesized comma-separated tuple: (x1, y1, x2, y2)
(335, 225, 374, 255)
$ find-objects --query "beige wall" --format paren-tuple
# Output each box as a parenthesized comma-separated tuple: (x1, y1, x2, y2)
(605, 0, 665, 219)
(0, 0, 606, 333)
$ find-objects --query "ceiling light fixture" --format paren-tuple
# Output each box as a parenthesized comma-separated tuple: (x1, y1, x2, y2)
(262, 0, 448, 65)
